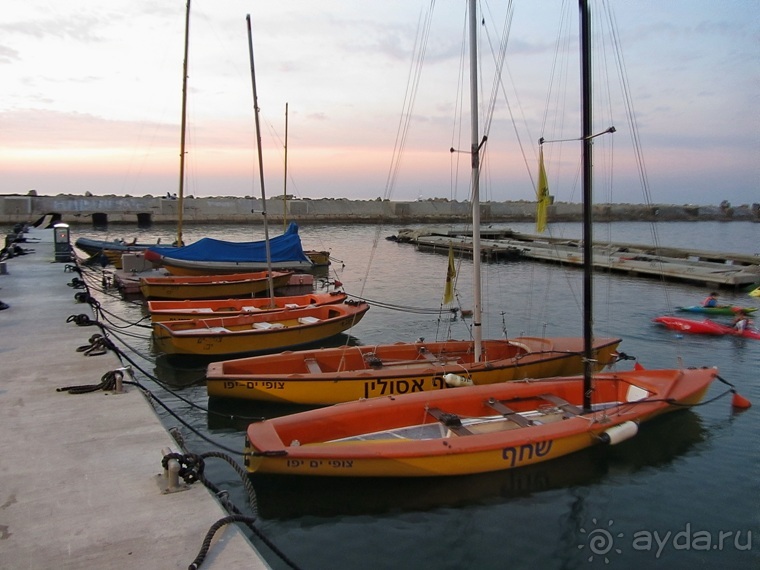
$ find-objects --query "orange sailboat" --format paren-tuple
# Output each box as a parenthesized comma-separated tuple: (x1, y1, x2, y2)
(139, 270, 292, 300)
(153, 300, 369, 357)
(243, 367, 718, 477)
(147, 291, 346, 322)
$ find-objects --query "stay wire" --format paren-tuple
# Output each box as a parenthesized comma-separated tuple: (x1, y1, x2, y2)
(344, 291, 459, 315)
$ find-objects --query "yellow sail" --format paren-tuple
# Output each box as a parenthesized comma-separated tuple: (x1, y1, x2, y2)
(536, 146, 550, 233)
(443, 244, 456, 305)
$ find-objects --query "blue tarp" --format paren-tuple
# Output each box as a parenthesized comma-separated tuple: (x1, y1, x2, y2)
(147, 222, 311, 264)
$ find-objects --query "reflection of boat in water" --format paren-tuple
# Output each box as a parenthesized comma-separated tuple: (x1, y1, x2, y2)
(153, 354, 208, 388)
(249, 409, 706, 520)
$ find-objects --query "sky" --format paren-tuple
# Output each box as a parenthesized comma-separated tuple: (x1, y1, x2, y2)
(1, 0, 758, 206)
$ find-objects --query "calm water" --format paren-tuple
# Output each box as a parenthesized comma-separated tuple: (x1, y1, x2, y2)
(66, 221, 759, 569)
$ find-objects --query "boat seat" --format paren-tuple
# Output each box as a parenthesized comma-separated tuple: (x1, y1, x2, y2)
(298, 316, 321, 324)
(485, 398, 533, 427)
(303, 358, 322, 374)
(284, 303, 300, 309)
(427, 407, 472, 436)
(242, 306, 262, 312)
(539, 394, 583, 417)
(173, 326, 229, 335)
(252, 322, 285, 330)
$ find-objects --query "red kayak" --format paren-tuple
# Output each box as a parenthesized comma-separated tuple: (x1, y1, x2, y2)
(653, 316, 760, 340)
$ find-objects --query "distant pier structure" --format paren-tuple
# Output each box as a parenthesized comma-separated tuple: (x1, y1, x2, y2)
(0, 193, 759, 226)
(394, 227, 760, 289)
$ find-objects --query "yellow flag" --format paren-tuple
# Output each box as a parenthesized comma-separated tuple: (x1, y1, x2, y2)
(536, 146, 549, 233)
(443, 244, 456, 305)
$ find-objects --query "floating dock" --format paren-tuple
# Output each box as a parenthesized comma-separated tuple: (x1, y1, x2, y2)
(396, 228, 760, 289)
(0, 242, 269, 568)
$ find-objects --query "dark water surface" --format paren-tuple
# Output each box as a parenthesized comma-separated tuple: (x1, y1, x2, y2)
(70, 221, 758, 569)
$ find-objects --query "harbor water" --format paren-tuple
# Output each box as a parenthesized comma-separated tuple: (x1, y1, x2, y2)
(45, 221, 760, 569)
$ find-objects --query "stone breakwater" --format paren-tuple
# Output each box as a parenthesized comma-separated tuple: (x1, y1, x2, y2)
(1, 194, 758, 226)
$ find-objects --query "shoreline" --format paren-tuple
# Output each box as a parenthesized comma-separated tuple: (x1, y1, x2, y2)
(1, 194, 759, 226)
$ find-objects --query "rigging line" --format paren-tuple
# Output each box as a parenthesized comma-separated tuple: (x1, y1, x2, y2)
(104, 332, 253, 427)
(68, 262, 233, 426)
(599, 2, 681, 340)
(344, 292, 458, 315)
(482, 1, 552, 203)
(539, 0, 574, 209)
(356, 2, 436, 304)
(126, 379, 245, 457)
(601, 2, 656, 211)
(479, 0, 514, 141)
(382, 0, 435, 201)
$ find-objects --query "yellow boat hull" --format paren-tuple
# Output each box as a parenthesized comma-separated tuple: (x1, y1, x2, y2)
(139, 271, 292, 300)
(244, 367, 717, 477)
(153, 302, 369, 357)
(206, 337, 622, 405)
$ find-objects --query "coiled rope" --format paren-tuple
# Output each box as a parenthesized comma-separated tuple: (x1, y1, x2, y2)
(56, 369, 124, 394)
(163, 451, 300, 570)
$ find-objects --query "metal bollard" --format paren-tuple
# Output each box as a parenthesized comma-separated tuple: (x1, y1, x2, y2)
(161, 447, 181, 493)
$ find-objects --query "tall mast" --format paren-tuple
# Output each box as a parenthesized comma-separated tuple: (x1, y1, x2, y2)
(246, 15, 275, 299)
(468, 0, 483, 361)
(283, 102, 289, 230)
(176, 0, 191, 247)
(580, 0, 594, 412)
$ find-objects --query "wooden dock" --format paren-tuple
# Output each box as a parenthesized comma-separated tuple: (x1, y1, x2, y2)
(396, 228, 760, 289)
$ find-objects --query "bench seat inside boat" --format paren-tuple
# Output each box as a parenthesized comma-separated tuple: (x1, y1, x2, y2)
(172, 326, 230, 335)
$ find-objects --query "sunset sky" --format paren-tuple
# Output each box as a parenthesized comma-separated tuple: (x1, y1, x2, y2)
(1, 0, 758, 206)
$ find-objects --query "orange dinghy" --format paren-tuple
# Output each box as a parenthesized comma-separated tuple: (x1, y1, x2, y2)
(243, 366, 718, 477)
(139, 270, 292, 300)
(206, 336, 622, 405)
(152, 301, 369, 357)
(147, 291, 347, 322)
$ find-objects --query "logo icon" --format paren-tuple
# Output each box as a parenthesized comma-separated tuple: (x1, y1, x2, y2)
(578, 518, 624, 563)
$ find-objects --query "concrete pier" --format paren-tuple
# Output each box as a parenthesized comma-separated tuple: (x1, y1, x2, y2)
(0, 242, 269, 568)
(1, 193, 759, 226)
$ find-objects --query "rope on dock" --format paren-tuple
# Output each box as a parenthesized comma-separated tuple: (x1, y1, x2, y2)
(165, 450, 301, 570)
(56, 369, 123, 394)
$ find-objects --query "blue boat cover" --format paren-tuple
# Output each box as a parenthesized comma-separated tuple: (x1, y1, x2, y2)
(147, 222, 312, 264)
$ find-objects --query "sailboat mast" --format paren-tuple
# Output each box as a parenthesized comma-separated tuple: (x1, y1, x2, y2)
(468, 0, 483, 361)
(283, 102, 289, 230)
(246, 15, 275, 299)
(176, 0, 191, 247)
(580, 0, 594, 412)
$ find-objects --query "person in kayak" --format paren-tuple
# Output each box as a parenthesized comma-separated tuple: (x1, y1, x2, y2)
(733, 310, 751, 333)
(702, 292, 719, 307)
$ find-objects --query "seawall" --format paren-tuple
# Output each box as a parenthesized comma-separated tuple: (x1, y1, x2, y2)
(1, 193, 759, 226)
